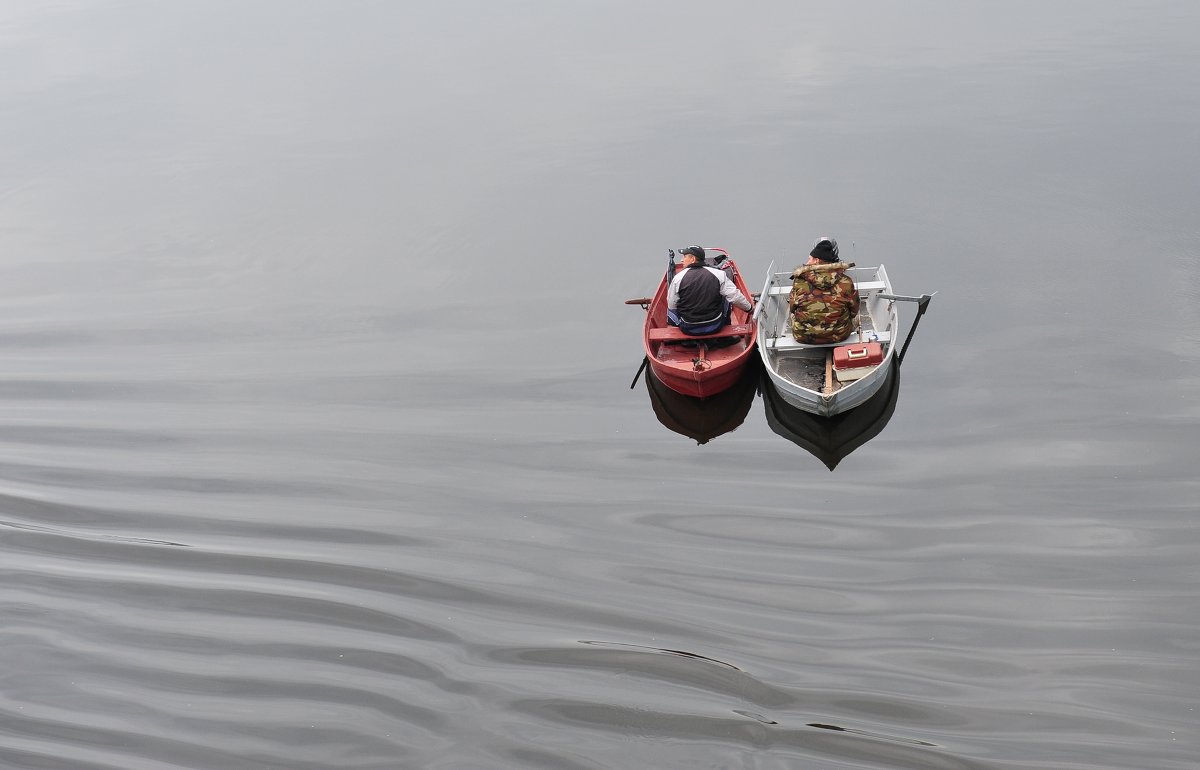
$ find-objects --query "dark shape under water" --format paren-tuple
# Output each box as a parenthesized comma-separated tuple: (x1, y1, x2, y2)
(761, 361, 900, 470)
(644, 360, 759, 445)
(579, 640, 742, 670)
(807, 722, 937, 747)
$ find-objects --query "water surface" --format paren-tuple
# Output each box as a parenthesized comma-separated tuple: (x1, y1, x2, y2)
(2, 2, 1198, 768)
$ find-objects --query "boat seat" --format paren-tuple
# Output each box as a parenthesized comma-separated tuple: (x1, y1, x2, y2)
(648, 323, 753, 342)
(766, 280, 887, 296)
(766, 329, 892, 353)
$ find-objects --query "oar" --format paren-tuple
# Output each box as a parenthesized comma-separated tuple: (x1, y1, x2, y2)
(630, 356, 649, 389)
(879, 292, 936, 366)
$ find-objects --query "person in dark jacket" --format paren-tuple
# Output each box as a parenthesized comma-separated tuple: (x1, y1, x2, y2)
(667, 246, 753, 335)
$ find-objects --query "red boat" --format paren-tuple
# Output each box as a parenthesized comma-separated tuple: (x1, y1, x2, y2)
(634, 248, 758, 399)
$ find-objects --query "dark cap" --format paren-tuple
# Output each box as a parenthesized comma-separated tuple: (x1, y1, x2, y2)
(809, 237, 839, 262)
(680, 245, 706, 262)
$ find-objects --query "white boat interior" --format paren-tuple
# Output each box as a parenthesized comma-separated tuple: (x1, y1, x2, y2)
(756, 263, 897, 397)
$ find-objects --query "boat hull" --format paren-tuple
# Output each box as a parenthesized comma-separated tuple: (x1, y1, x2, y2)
(649, 355, 752, 399)
(763, 353, 895, 417)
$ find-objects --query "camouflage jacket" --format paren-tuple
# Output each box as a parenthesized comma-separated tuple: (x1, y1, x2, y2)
(788, 262, 860, 344)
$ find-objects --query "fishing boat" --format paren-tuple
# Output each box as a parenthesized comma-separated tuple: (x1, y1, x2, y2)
(755, 261, 932, 417)
(761, 358, 900, 469)
(629, 248, 758, 398)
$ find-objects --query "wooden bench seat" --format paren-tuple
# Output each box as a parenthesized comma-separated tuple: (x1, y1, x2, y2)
(647, 323, 753, 342)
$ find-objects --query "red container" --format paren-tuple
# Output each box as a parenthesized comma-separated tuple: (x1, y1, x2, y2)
(833, 341, 884, 370)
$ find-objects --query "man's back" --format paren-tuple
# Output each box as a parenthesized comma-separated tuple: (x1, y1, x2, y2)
(673, 265, 726, 324)
(789, 262, 860, 344)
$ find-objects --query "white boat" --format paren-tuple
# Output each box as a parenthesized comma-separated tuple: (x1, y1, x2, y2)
(754, 261, 929, 417)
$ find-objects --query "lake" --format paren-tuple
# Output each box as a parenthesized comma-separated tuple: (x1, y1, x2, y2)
(1, 1, 1198, 768)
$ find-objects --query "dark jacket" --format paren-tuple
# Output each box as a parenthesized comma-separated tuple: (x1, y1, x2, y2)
(668, 265, 752, 323)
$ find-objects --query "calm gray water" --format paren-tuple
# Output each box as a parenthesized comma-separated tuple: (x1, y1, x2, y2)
(3, 2, 1199, 768)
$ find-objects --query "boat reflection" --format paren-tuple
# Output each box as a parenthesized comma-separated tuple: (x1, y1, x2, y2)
(644, 360, 759, 444)
(760, 361, 900, 470)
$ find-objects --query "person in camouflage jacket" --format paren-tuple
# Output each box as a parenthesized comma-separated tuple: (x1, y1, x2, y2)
(789, 236, 860, 344)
